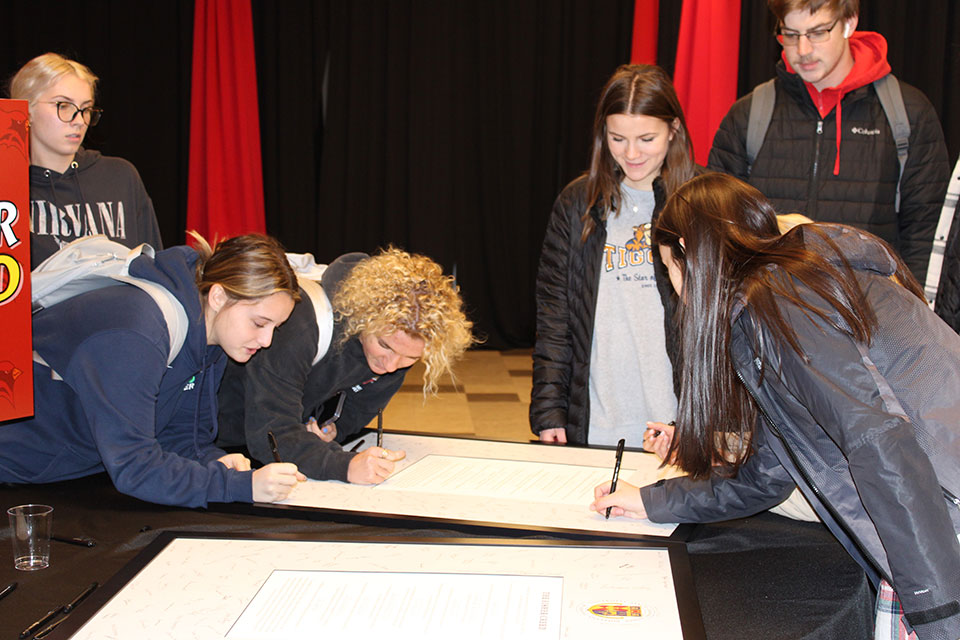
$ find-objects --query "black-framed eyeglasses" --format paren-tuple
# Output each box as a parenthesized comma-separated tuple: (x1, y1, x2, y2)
(42, 101, 103, 126)
(776, 18, 840, 46)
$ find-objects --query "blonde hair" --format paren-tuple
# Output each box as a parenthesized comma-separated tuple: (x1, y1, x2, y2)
(9, 53, 98, 107)
(333, 247, 475, 394)
(188, 231, 300, 305)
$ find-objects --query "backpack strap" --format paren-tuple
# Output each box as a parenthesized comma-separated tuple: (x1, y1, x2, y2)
(111, 272, 188, 365)
(286, 252, 333, 366)
(297, 275, 334, 366)
(873, 73, 910, 213)
(31, 237, 187, 369)
(746, 79, 777, 176)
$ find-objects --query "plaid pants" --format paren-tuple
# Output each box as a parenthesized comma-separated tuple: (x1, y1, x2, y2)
(875, 580, 917, 640)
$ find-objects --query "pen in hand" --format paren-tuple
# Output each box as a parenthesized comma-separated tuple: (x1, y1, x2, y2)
(376, 409, 384, 448)
(267, 431, 282, 463)
(605, 438, 626, 520)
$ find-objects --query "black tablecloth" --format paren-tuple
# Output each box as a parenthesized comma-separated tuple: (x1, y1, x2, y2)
(0, 474, 874, 639)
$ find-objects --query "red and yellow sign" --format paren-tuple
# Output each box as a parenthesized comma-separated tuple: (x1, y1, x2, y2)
(0, 99, 33, 421)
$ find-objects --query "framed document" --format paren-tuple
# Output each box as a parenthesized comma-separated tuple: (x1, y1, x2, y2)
(52, 532, 705, 639)
(218, 431, 687, 542)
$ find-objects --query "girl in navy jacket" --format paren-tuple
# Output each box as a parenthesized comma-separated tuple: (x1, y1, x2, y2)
(0, 234, 305, 507)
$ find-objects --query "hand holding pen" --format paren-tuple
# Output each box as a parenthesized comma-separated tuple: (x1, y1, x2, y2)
(251, 432, 306, 503)
(305, 416, 337, 442)
(643, 421, 676, 463)
(591, 439, 648, 520)
(605, 438, 625, 519)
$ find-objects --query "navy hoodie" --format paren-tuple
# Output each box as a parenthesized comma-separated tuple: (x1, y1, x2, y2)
(29, 147, 162, 269)
(0, 245, 253, 507)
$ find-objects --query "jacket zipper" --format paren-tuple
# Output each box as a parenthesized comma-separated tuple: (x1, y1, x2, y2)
(944, 487, 960, 509)
(808, 120, 823, 217)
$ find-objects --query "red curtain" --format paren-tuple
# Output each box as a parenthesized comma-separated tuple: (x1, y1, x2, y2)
(672, 0, 741, 165)
(630, 0, 659, 65)
(187, 0, 265, 242)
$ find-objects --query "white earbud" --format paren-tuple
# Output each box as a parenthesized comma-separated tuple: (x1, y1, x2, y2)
(843, 24, 850, 38)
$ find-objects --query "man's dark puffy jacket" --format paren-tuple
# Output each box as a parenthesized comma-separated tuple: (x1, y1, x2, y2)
(708, 61, 949, 284)
(530, 176, 680, 444)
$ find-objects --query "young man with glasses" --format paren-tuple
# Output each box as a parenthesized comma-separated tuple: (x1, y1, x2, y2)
(708, 0, 949, 286)
(8, 53, 162, 268)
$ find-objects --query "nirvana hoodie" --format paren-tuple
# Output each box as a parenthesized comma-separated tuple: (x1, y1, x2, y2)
(0, 246, 252, 507)
(29, 147, 162, 268)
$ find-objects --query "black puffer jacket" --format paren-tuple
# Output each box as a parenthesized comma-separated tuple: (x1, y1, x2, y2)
(708, 62, 950, 284)
(530, 176, 680, 444)
(642, 225, 960, 640)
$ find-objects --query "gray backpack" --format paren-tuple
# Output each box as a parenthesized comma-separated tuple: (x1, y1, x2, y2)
(31, 238, 337, 376)
(746, 73, 910, 211)
(31, 236, 188, 375)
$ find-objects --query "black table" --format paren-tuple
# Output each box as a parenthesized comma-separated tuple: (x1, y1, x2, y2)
(0, 473, 874, 639)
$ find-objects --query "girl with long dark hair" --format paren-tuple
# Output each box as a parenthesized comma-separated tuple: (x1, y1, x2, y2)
(593, 172, 960, 640)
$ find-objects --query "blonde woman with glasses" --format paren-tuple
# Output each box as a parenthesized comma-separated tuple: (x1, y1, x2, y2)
(8, 53, 162, 267)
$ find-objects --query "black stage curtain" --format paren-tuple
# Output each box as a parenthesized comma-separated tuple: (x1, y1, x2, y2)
(0, 0, 194, 252)
(3, 1, 958, 348)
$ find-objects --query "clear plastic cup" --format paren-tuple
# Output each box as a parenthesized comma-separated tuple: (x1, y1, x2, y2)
(7, 504, 53, 571)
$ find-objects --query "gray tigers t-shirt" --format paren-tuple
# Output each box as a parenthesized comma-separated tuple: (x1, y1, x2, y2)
(587, 184, 677, 447)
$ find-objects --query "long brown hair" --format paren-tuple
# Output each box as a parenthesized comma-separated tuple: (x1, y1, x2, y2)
(652, 173, 922, 478)
(581, 64, 695, 243)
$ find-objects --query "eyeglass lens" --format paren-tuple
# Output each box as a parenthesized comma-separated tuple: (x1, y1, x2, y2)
(778, 19, 839, 45)
(56, 102, 102, 126)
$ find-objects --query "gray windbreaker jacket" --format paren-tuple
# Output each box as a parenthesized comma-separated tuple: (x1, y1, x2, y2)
(641, 225, 960, 640)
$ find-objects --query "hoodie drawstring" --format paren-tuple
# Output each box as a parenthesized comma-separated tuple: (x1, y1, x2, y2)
(191, 366, 204, 459)
(189, 353, 221, 461)
(68, 160, 90, 236)
(833, 98, 843, 176)
(42, 158, 90, 242)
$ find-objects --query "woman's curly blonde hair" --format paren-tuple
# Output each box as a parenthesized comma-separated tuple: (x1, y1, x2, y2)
(333, 247, 475, 394)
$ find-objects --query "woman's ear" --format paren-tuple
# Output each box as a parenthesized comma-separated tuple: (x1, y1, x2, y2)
(678, 237, 686, 250)
(207, 283, 228, 313)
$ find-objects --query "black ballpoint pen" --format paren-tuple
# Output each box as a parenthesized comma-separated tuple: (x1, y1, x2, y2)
(20, 581, 99, 638)
(376, 409, 384, 448)
(52, 535, 97, 548)
(19, 606, 59, 639)
(33, 615, 66, 639)
(62, 582, 97, 614)
(0, 581, 16, 602)
(605, 438, 626, 519)
(267, 430, 282, 463)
